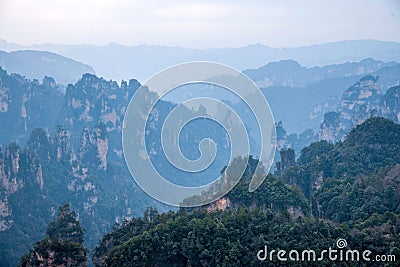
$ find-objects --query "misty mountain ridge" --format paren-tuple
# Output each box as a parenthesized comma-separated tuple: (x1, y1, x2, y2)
(244, 58, 397, 88)
(1, 39, 399, 82)
(0, 50, 95, 86)
(256, 60, 400, 134)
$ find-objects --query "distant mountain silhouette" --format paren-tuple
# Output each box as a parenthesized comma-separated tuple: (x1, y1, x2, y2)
(0, 49, 95, 86)
(1, 39, 399, 82)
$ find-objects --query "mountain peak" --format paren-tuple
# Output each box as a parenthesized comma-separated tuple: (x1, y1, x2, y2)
(0, 49, 95, 85)
(20, 204, 87, 267)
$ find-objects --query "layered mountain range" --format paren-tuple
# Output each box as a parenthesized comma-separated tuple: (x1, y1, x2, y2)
(257, 61, 400, 155)
(0, 52, 399, 266)
(1, 39, 400, 82)
(247, 59, 400, 133)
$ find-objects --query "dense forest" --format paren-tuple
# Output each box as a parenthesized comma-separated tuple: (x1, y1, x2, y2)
(82, 117, 400, 266)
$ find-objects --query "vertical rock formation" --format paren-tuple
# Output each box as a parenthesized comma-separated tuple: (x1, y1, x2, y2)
(95, 123, 108, 171)
(20, 204, 87, 267)
(275, 148, 295, 176)
(54, 125, 70, 162)
(3, 143, 21, 193)
(339, 75, 381, 125)
(0, 143, 21, 231)
(63, 74, 139, 161)
(381, 85, 400, 123)
(319, 111, 345, 143)
(78, 123, 108, 171)
(0, 68, 63, 145)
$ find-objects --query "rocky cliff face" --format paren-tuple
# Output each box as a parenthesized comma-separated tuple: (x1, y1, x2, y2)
(63, 74, 139, 161)
(320, 75, 400, 142)
(0, 125, 162, 266)
(275, 148, 295, 176)
(0, 129, 62, 232)
(339, 75, 382, 124)
(0, 67, 63, 145)
(0, 68, 166, 266)
(78, 124, 108, 171)
(0, 67, 140, 163)
(274, 121, 318, 158)
(381, 85, 400, 123)
(0, 143, 23, 231)
(319, 111, 346, 142)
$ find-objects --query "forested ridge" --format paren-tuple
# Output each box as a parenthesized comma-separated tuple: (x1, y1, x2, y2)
(89, 117, 400, 266)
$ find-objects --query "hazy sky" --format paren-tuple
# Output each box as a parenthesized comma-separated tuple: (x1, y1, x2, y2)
(0, 0, 399, 48)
